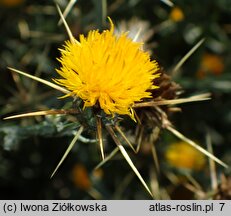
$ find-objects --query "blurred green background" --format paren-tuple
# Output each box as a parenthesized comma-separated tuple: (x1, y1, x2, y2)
(0, 0, 231, 199)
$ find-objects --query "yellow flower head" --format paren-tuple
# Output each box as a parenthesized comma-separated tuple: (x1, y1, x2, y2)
(0, 0, 24, 7)
(72, 164, 91, 190)
(170, 7, 184, 22)
(197, 53, 224, 79)
(165, 141, 206, 171)
(55, 18, 159, 119)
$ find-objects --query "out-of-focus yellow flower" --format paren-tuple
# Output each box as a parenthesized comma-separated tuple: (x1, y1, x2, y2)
(92, 168, 104, 180)
(55, 18, 159, 120)
(170, 7, 184, 22)
(165, 141, 206, 171)
(0, 0, 24, 7)
(197, 53, 224, 79)
(72, 164, 91, 190)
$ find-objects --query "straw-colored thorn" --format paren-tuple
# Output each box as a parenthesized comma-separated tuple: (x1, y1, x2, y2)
(167, 126, 228, 169)
(94, 147, 119, 170)
(58, 0, 77, 26)
(7, 67, 70, 94)
(106, 125, 153, 197)
(56, 4, 76, 44)
(172, 38, 205, 77)
(4, 109, 79, 120)
(96, 116, 105, 160)
(50, 126, 84, 178)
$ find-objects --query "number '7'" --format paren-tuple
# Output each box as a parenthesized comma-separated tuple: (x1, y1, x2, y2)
(219, 203, 225, 211)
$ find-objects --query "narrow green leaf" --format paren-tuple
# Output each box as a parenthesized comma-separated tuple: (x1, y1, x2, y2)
(93, 0, 107, 29)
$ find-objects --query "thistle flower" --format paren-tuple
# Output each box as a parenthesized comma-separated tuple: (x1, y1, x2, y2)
(0, 0, 24, 7)
(169, 7, 184, 22)
(4, 6, 227, 198)
(72, 164, 91, 190)
(196, 53, 224, 79)
(54, 18, 159, 120)
(165, 141, 206, 171)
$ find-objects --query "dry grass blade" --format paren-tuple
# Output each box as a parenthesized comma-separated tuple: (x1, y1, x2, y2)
(113, 172, 135, 199)
(134, 110, 141, 125)
(96, 116, 105, 160)
(150, 167, 161, 199)
(167, 126, 228, 168)
(87, 187, 103, 200)
(50, 126, 84, 178)
(151, 144, 160, 174)
(206, 133, 218, 190)
(160, 0, 174, 7)
(114, 125, 136, 153)
(183, 183, 205, 199)
(4, 109, 79, 120)
(133, 27, 142, 42)
(58, 0, 77, 26)
(134, 93, 211, 108)
(8, 67, 70, 94)
(106, 125, 153, 197)
(56, 4, 76, 44)
(135, 124, 144, 153)
(172, 38, 205, 77)
(185, 173, 203, 191)
(94, 147, 119, 170)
